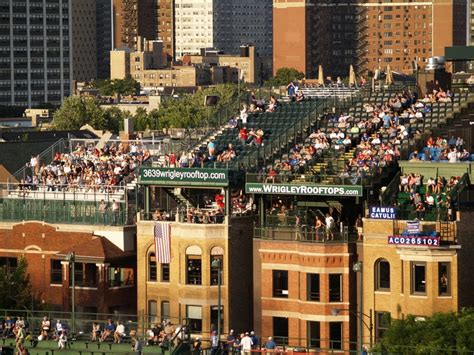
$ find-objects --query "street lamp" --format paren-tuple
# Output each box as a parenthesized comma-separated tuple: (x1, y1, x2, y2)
(66, 252, 75, 335)
(350, 260, 371, 351)
(331, 308, 373, 350)
(211, 257, 222, 349)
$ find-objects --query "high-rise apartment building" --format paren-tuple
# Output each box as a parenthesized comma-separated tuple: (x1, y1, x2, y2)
(273, 0, 467, 79)
(157, 0, 174, 60)
(174, 0, 272, 59)
(72, 0, 97, 82)
(0, 0, 73, 107)
(114, 0, 158, 50)
(96, 0, 114, 79)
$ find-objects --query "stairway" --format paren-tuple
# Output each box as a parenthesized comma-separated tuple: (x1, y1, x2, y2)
(164, 187, 197, 208)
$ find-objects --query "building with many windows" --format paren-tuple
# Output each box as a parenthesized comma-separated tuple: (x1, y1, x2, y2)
(0, 0, 73, 107)
(174, 0, 272, 60)
(273, 0, 467, 78)
(136, 173, 254, 336)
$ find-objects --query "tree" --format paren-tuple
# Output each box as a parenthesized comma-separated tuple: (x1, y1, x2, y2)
(92, 77, 140, 97)
(52, 96, 123, 133)
(0, 257, 37, 310)
(265, 67, 305, 87)
(373, 310, 474, 354)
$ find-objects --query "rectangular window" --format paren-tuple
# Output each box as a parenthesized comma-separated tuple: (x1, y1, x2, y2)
(210, 256, 223, 286)
(0, 257, 17, 273)
(148, 300, 157, 326)
(307, 274, 320, 301)
(161, 263, 170, 282)
(376, 260, 390, 291)
(329, 274, 342, 302)
(411, 262, 426, 294)
(187, 305, 202, 332)
(438, 262, 450, 296)
(375, 312, 391, 341)
(210, 306, 223, 333)
(186, 256, 201, 285)
(149, 254, 157, 281)
(401, 260, 404, 293)
(307, 321, 320, 349)
(50, 260, 62, 284)
(272, 270, 288, 298)
(272, 317, 288, 343)
(161, 301, 170, 322)
(329, 322, 342, 350)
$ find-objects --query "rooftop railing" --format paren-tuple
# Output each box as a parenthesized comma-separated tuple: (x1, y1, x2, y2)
(0, 183, 135, 226)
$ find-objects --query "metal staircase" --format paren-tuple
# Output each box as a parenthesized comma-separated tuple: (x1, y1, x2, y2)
(163, 187, 197, 208)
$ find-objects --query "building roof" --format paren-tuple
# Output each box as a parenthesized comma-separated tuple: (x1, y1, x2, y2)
(0, 164, 14, 183)
(0, 129, 98, 142)
(55, 236, 132, 263)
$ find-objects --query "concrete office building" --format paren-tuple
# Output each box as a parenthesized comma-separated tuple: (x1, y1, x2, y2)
(174, 0, 272, 59)
(72, 0, 97, 82)
(0, 0, 73, 107)
(96, 0, 114, 79)
(273, 0, 467, 78)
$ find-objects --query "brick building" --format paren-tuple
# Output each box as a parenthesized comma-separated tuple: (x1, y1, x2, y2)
(273, 0, 467, 78)
(135, 169, 254, 336)
(0, 221, 136, 314)
(253, 239, 357, 351)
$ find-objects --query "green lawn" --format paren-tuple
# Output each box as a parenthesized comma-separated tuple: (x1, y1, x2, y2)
(1, 339, 165, 355)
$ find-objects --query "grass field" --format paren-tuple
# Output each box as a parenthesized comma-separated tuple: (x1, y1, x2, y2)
(0, 339, 166, 355)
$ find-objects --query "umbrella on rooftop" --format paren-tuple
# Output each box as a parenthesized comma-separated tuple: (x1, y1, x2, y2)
(349, 65, 356, 86)
(318, 65, 324, 86)
(385, 65, 394, 85)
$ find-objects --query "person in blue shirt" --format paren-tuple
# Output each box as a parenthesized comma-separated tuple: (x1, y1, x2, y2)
(100, 319, 116, 342)
(265, 336, 277, 350)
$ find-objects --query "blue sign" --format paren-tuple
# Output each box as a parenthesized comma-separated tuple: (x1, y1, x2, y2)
(388, 235, 440, 247)
(369, 206, 396, 219)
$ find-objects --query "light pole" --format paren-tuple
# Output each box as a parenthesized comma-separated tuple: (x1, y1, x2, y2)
(66, 252, 75, 335)
(211, 257, 222, 350)
(353, 260, 364, 351)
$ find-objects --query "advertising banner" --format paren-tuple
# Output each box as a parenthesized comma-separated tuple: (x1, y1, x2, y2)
(245, 183, 362, 197)
(369, 206, 396, 219)
(140, 167, 228, 186)
(388, 235, 440, 247)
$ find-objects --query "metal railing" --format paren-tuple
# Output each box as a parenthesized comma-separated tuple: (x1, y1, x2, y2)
(0, 183, 135, 225)
(254, 225, 355, 243)
(10, 138, 70, 183)
(246, 172, 366, 187)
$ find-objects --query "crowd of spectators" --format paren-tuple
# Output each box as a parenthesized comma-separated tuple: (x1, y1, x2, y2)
(18, 141, 149, 195)
(409, 136, 470, 162)
(398, 173, 458, 220)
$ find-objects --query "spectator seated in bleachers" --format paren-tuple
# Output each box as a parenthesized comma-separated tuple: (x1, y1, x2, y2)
(409, 136, 470, 162)
(19, 141, 149, 195)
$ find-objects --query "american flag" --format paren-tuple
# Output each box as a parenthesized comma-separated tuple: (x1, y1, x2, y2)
(154, 222, 171, 264)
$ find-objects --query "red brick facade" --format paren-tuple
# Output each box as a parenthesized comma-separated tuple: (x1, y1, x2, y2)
(0, 222, 136, 314)
(254, 240, 357, 352)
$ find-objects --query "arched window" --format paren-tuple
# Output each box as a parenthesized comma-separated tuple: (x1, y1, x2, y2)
(210, 246, 224, 286)
(148, 253, 157, 281)
(375, 259, 390, 291)
(186, 246, 202, 285)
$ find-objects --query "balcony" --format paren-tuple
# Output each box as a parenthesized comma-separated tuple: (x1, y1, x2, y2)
(0, 183, 135, 226)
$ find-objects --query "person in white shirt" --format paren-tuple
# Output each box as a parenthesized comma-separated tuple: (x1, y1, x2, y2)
(447, 149, 458, 163)
(240, 332, 253, 355)
(325, 213, 335, 240)
(114, 321, 126, 344)
(58, 331, 67, 349)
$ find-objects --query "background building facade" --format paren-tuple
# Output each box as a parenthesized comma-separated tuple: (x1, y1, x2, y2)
(0, 0, 73, 107)
(273, 0, 467, 79)
(174, 0, 272, 60)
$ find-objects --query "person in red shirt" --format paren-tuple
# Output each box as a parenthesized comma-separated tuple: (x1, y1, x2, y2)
(239, 127, 248, 144)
